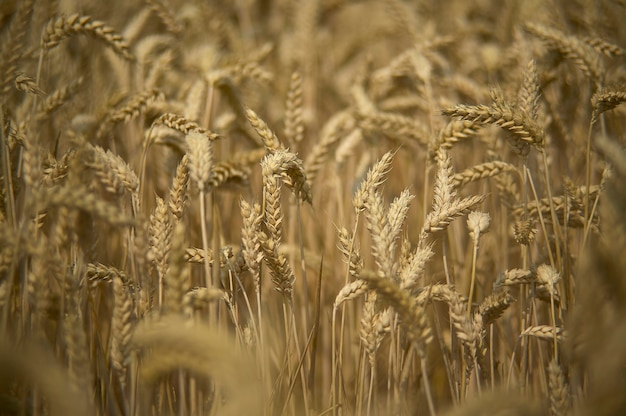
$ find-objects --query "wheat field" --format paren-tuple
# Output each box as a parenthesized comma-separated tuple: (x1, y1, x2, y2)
(1, 0, 625, 415)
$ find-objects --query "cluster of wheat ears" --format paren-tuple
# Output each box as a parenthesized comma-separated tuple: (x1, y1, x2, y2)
(1, 0, 626, 415)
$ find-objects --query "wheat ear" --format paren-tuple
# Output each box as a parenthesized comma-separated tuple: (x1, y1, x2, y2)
(41, 14, 134, 61)
(524, 22, 604, 85)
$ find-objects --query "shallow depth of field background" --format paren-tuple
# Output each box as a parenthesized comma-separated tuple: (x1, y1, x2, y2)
(1, 0, 625, 415)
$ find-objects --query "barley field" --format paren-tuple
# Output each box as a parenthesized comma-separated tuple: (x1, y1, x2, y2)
(1, 0, 625, 415)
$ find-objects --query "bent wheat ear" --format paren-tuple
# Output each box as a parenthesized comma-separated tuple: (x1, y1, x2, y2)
(478, 291, 514, 325)
(524, 22, 604, 85)
(152, 113, 221, 140)
(15, 72, 46, 96)
(591, 85, 626, 124)
(451, 161, 516, 189)
(41, 14, 134, 61)
(423, 194, 486, 233)
(430, 120, 481, 160)
(442, 103, 544, 148)
(96, 89, 163, 141)
(334, 279, 368, 308)
(582, 36, 626, 58)
(262, 150, 312, 203)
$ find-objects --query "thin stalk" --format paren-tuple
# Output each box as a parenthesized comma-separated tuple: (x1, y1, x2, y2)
(549, 285, 559, 360)
(355, 347, 366, 416)
(525, 166, 555, 267)
(421, 354, 436, 416)
(467, 235, 479, 319)
(178, 370, 187, 416)
(541, 152, 562, 268)
(584, 119, 593, 240)
(199, 190, 212, 289)
(366, 362, 375, 416)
